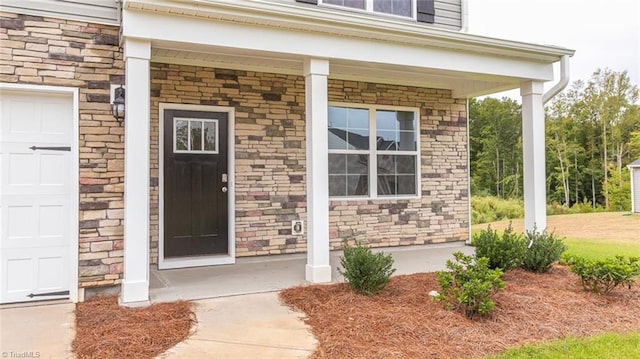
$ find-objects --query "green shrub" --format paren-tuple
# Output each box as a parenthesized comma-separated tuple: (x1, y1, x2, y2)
(338, 241, 396, 296)
(435, 252, 505, 319)
(473, 224, 527, 271)
(522, 228, 566, 273)
(564, 254, 640, 294)
(471, 196, 524, 224)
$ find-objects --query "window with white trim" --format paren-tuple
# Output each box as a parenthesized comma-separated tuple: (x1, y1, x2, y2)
(321, 0, 413, 18)
(328, 105, 420, 198)
(174, 118, 219, 154)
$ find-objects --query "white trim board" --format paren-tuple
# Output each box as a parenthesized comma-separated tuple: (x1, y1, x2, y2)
(158, 103, 236, 269)
(0, 82, 80, 303)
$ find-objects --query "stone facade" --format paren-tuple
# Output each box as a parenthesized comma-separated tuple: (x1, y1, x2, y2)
(149, 63, 469, 264)
(0, 13, 125, 288)
(328, 81, 469, 247)
(149, 63, 308, 262)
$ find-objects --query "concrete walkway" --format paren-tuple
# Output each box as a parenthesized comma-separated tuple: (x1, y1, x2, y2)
(160, 292, 316, 359)
(0, 302, 74, 359)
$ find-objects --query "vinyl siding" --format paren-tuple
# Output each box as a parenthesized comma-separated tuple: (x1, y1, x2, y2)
(434, 0, 462, 30)
(0, 0, 119, 25)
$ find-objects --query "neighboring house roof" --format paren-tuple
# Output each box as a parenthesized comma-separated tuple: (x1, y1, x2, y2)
(628, 159, 640, 167)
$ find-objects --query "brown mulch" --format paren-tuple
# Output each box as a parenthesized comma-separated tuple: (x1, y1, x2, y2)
(72, 295, 195, 359)
(280, 265, 640, 359)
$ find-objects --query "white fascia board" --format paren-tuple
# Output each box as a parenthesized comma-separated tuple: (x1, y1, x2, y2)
(122, 10, 555, 82)
(123, 0, 574, 62)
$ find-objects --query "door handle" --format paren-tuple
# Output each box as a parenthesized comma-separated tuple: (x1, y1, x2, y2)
(222, 186, 228, 193)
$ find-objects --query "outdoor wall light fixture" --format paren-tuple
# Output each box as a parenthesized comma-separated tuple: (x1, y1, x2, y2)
(111, 85, 125, 123)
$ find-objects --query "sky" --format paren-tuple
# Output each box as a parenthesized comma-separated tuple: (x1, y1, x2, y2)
(467, 0, 640, 98)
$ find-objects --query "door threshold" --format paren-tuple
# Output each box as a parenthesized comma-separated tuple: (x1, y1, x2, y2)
(159, 253, 235, 270)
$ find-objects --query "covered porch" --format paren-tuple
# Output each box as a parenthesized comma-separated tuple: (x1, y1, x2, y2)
(119, 0, 574, 304)
(149, 241, 474, 303)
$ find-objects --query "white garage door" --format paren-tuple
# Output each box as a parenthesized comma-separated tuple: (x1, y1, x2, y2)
(1, 89, 75, 304)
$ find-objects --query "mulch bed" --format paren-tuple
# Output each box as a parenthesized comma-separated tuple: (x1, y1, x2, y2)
(280, 265, 640, 359)
(72, 295, 195, 359)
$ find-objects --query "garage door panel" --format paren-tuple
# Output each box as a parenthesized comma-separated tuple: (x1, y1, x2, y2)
(2, 197, 70, 249)
(7, 152, 36, 187)
(37, 256, 67, 291)
(40, 153, 69, 186)
(1, 89, 75, 304)
(1, 247, 69, 303)
(5, 256, 32, 293)
(2, 92, 71, 143)
(6, 205, 35, 241)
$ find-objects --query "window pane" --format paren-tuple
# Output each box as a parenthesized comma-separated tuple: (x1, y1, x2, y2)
(329, 106, 369, 150)
(377, 155, 417, 196)
(190, 121, 202, 151)
(396, 155, 416, 174)
(329, 175, 347, 197)
(376, 110, 416, 151)
(324, 0, 365, 9)
(204, 121, 217, 151)
(376, 130, 398, 150)
(175, 120, 188, 151)
(347, 154, 368, 174)
(328, 154, 369, 197)
(397, 175, 416, 195)
(373, 0, 411, 16)
(347, 175, 368, 196)
(328, 154, 347, 174)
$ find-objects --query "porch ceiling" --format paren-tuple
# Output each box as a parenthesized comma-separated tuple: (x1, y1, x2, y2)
(125, 0, 575, 98)
(151, 44, 518, 98)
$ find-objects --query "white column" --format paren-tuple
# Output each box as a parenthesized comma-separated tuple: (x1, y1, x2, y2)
(121, 38, 151, 304)
(304, 58, 331, 283)
(521, 81, 547, 232)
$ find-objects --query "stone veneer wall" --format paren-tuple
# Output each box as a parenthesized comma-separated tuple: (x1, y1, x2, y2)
(149, 63, 308, 262)
(149, 63, 469, 264)
(0, 13, 125, 288)
(327, 81, 469, 247)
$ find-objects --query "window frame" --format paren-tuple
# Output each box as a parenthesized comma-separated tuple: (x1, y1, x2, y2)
(328, 102, 421, 200)
(319, 0, 417, 21)
(173, 117, 220, 154)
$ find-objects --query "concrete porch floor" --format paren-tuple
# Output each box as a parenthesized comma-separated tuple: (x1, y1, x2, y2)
(150, 241, 474, 303)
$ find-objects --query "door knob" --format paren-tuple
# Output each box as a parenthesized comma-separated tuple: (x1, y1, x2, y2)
(222, 186, 228, 193)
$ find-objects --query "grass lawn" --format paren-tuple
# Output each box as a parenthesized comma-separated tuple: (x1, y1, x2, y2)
(488, 332, 640, 359)
(471, 212, 640, 260)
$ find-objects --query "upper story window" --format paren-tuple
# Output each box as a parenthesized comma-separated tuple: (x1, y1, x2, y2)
(328, 104, 420, 199)
(322, 0, 413, 18)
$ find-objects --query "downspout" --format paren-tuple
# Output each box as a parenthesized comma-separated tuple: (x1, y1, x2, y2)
(542, 55, 570, 104)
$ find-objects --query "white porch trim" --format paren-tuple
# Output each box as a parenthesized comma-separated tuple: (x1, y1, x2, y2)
(121, 38, 151, 305)
(521, 80, 547, 232)
(304, 58, 331, 283)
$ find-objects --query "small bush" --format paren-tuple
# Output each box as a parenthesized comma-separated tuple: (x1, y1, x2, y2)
(473, 224, 527, 271)
(564, 254, 640, 294)
(471, 196, 524, 224)
(435, 252, 505, 319)
(338, 241, 396, 296)
(522, 228, 566, 273)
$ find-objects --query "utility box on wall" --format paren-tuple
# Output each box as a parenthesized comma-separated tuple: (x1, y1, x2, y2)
(291, 220, 304, 235)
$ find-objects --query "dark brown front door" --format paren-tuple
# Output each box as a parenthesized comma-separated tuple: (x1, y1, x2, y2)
(163, 109, 228, 258)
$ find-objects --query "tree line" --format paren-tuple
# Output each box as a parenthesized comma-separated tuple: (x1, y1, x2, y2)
(469, 69, 640, 211)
